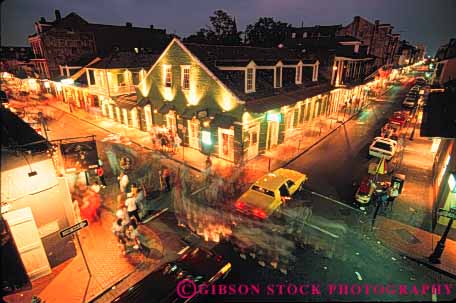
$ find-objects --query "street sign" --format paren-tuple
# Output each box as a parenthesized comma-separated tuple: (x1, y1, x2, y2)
(59, 220, 89, 238)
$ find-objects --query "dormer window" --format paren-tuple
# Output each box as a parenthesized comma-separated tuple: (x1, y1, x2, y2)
(164, 65, 172, 87)
(245, 67, 255, 93)
(295, 64, 303, 84)
(274, 65, 282, 88)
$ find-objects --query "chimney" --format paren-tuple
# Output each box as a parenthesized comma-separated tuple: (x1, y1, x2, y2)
(55, 9, 61, 21)
(126, 22, 132, 28)
(150, 24, 154, 29)
(39, 17, 46, 23)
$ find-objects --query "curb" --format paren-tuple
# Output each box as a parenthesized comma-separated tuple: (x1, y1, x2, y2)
(48, 103, 202, 174)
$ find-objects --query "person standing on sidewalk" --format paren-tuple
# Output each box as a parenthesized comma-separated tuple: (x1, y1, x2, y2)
(205, 155, 212, 184)
(96, 165, 107, 187)
(125, 192, 141, 223)
(118, 172, 129, 193)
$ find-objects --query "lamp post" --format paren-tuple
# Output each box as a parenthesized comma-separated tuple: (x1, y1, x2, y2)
(429, 208, 456, 264)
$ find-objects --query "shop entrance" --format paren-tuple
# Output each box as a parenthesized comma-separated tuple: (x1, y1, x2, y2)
(3, 207, 51, 281)
(266, 121, 279, 150)
(187, 119, 200, 149)
(246, 124, 260, 160)
(166, 112, 177, 134)
(218, 127, 234, 161)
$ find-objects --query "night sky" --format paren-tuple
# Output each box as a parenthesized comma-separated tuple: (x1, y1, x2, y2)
(2, 0, 455, 55)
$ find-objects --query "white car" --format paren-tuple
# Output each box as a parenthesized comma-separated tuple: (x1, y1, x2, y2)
(369, 137, 398, 160)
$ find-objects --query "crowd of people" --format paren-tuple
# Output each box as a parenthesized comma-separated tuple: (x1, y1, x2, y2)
(149, 126, 182, 154)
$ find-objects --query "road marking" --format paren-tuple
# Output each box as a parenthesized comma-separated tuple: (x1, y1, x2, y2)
(177, 245, 190, 255)
(143, 208, 168, 223)
(305, 189, 363, 213)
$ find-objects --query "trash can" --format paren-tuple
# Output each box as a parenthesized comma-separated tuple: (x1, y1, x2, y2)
(391, 173, 406, 193)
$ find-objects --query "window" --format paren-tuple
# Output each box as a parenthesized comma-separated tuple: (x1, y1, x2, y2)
(279, 184, 290, 197)
(117, 73, 125, 86)
(303, 32, 308, 38)
(291, 32, 296, 39)
(245, 68, 255, 93)
(286, 180, 295, 188)
(274, 66, 282, 88)
(164, 65, 172, 87)
(295, 65, 302, 84)
(251, 185, 275, 197)
(181, 66, 190, 90)
(132, 72, 140, 85)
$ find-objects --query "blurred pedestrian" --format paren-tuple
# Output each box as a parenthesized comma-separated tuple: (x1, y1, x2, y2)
(168, 134, 175, 154)
(125, 192, 141, 223)
(96, 165, 107, 187)
(118, 172, 129, 193)
(158, 168, 164, 192)
(205, 155, 212, 184)
(162, 166, 171, 192)
(160, 135, 168, 152)
(112, 218, 127, 255)
(174, 133, 182, 151)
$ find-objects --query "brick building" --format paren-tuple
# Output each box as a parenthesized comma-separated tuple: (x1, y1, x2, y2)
(28, 10, 172, 79)
(433, 38, 456, 86)
(337, 16, 401, 68)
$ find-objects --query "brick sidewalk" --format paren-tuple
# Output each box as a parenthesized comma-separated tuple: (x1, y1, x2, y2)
(3, 210, 164, 303)
(375, 216, 456, 278)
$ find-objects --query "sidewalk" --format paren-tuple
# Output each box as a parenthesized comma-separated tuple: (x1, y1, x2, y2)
(45, 97, 366, 186)
(375, 216, 456, 278)
(3, 209, 165, 303)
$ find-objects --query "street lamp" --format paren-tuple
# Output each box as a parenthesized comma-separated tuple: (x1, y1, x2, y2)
(429, 207, 456, 264)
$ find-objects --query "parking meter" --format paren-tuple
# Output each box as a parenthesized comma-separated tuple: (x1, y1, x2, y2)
(391, 173, 406, 194)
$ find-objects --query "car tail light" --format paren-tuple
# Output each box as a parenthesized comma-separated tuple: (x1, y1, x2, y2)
(235, 201, 245, 209)
(253, 208, 267, 219)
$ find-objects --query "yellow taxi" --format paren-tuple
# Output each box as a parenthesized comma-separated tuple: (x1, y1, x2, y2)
(235, 168, 308, 219)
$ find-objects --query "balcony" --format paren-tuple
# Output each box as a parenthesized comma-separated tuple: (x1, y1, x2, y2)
(88, 84, 135, 97)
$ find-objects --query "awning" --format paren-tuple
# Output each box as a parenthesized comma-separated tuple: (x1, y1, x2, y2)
(212, 114, 236, 129)
(113, 94, 138, 110)
(158, 103, 176, 114)
(136, 96, 150, 107)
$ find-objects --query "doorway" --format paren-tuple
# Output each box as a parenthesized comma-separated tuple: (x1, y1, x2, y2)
(266, 121, 279, 150)
(246, 124, 260, 160)
(166, 111, 177, 133)
(218, 127, 234, 161)
(187, 119, 200, 149)
(3, 207, 51, 281)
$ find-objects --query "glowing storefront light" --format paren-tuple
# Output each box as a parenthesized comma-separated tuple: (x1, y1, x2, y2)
(437, 155, 451, 188)
(201, 130, 212, 145)
(448, 173, 456, 193)
(266, 112, 282, 123)
(61, 78, 74, 85)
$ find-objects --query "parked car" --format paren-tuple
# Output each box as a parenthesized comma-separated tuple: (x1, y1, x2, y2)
(415, 77, 427, 86)
(235, 168, 308, 219)
(369, 137, 398, 161)
(402, 97, 417, 109)
(113, 247, 232, 303)
(389, 111, 409, 127)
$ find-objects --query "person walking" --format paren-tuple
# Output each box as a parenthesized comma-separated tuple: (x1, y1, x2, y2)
(162, 166, 171, 192)
(112, 218, 127, 255)
(118, 172, 129, 193)
(96, 165, 107, 187)
(204, 155, 212, 184)
(125, 192, 141, 223)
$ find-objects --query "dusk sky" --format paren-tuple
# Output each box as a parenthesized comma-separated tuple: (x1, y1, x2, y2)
(2, 0, 455, 55)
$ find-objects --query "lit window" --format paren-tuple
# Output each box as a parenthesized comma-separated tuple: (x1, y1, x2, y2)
(246, 68, 255, 92)
(303, 32, 308, 38)
(181, 66, 190, 90)
(274, 66, 282, 88)
(291, 32, 296, 39)
(296, 65, 302, 84)
(164, 65, 172, 87)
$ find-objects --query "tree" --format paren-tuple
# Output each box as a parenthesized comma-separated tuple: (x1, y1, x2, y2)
(245, 17, 291, 48)
(184, 10, 241, 45)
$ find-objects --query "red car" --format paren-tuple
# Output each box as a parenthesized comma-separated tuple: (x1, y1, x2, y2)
(389, 111, 409, 127)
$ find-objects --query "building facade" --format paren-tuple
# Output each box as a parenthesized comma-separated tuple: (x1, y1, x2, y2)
(28, 10, 171, 79)
(433, 38, 456, 86)
(110, 38, 370, 164)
